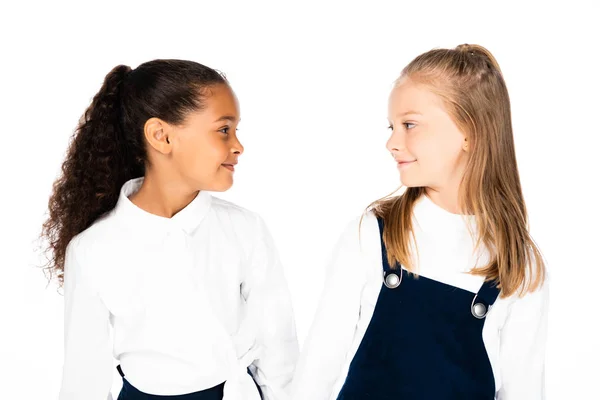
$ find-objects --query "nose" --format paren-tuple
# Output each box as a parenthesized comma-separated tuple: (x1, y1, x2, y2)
(385, 127, 406, 153)
(232, 135, 244, 155)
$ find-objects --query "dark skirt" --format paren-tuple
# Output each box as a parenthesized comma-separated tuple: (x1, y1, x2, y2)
(116, 365, 224, 400)
(115, 365, 263, 400)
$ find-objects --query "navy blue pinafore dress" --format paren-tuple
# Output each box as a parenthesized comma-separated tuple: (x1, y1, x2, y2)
(336, 216, 500, 399)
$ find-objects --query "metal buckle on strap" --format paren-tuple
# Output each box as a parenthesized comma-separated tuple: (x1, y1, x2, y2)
(383, 269, 402, 289)
(471, 294, 491, 319)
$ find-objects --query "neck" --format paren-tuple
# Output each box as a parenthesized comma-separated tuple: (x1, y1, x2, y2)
(424, 186, 464, 215)
(128, 170, 199, 219)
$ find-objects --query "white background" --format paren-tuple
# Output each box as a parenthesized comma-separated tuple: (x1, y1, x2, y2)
(1, 1, 598, 398)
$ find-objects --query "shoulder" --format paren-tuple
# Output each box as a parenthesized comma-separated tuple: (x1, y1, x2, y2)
(506, 254, 551, 304)
(337, 210, 381, 252)
(64, 210, 123, 281)
(497, 268, 550, 331)
(513, 273, 550, 304)
(209, 195, 261, 226)
(327, 210, 383, 278)
(208, 195, 272, 251)
(310, 210, 385, 298)
(76, 209, 123, 250)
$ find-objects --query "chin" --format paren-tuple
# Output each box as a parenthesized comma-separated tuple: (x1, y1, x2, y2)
(399, 174, 423, 188)
(210, 179, 234, 192)
(192, 176, 233, 192)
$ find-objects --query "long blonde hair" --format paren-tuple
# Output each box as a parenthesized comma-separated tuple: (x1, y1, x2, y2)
(366, 44, 545, 298)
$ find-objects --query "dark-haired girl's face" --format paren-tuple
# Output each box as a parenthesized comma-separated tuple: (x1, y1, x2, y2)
(167, 84, 243, 192)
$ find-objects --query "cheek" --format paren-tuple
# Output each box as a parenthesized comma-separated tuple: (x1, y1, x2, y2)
(409, 134, 461, 170)
(203, 136, 229, 165)
(406, 135, 438, 161)
(176, 135, 227, 172)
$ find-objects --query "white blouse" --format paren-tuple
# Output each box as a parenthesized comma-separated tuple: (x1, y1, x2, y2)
(291, 194, 549, 400)
(58, 177, 299, 400)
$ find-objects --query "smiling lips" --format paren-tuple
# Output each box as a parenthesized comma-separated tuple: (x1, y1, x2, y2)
(396, 159, 416, 169)
(222, 162, 237, 172)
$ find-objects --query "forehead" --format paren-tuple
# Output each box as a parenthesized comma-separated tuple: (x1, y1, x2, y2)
(185, 84, 240, 124)
(388, 78, 445, 117)
(203, 84, 239, 116)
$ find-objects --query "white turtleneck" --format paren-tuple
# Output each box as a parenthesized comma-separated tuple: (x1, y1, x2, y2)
(291, 194, 549, 400)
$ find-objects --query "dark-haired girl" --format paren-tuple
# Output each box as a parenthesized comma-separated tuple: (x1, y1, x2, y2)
(42, 60, 298, 400)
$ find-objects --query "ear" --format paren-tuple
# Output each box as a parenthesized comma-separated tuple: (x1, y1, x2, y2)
(462, 137, 469, 152)
(144, 117, 172, 154)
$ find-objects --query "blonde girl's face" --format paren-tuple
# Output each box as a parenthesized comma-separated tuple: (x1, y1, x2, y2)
(386, 77, 469, 193)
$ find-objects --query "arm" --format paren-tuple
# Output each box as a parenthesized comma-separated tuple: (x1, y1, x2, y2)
(291, 216, 368, 400)
(242, 215, 299, 400)
(58, 237, 114, 400)
(497, 278, 550, 399)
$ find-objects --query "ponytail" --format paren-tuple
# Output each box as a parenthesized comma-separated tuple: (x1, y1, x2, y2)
(456, 43, 504, 76)
(40, 65, 138, 285)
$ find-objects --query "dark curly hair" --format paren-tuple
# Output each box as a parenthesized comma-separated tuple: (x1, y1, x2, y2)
(40, 59, 228, 287)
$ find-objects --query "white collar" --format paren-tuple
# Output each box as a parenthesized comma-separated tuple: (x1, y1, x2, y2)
(413, 193, 476, 234)
(113, 177, 212, 236)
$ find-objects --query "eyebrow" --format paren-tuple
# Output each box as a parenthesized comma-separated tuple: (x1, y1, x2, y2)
(396, 111, 422, 117)
(214, 115, 240, 123)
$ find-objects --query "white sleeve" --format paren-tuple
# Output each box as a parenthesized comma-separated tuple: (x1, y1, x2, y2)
(291, 217, 367, 400)
(243, 215, 299, 400)
(58, 238, 114, 400)
(497, 277, 550, 399)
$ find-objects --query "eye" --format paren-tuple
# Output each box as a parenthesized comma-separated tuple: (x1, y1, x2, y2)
(387, 123, 415, 131)
(218, 126, 230, 135)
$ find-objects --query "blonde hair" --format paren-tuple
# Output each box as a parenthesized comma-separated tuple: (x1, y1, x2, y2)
(365, 44, 545, 298)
